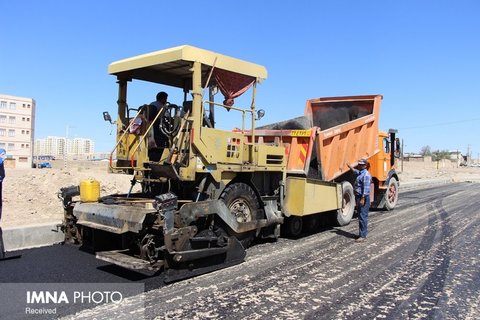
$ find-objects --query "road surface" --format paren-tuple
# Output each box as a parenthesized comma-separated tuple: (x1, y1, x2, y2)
(1, 182, 479, 319)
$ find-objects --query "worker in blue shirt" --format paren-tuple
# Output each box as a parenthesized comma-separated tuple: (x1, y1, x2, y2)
(347, 158, 372, 242)
(0, 148, 5, 221)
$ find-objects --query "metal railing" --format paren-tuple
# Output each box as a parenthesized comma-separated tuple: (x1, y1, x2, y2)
(203, 100, 253, 132)
(109, 106, 164, 171)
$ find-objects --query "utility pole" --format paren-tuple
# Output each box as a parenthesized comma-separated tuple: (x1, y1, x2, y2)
(64, 125, 75, 170)
(401, 139, 404, 173)
(457, 148, 459, 168)
(64, 126, 68, 170)
(467, 144, 471, 165)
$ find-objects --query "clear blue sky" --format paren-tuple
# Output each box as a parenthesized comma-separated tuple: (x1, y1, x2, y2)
(1, 1, 479, 158)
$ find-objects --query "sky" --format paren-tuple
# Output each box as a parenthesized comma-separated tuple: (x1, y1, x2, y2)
(1, 1, 480, 158)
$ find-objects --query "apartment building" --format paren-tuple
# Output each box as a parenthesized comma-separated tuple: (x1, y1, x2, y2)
(34, 136, 95, 160)
(34, 136, 65, 157)
(69, 138, 95, 156)
(0, 94, 35, 168)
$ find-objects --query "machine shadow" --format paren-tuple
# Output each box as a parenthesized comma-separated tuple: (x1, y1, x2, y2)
(331, 228, 358, 239)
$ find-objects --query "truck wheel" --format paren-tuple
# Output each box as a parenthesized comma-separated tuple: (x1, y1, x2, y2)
(336, 181, 355, 226)
(384, 177, 399, 211)
(303, 214, 321, 234)
(282, 216, 303, 237)
(220, 183, 260, 248)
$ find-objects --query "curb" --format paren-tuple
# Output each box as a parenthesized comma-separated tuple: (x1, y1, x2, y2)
(1, 221, 64, 252)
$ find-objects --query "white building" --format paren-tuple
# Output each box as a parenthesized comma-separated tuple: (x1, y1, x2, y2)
(68, 138, 95, 156)
(35, 136, 95, 160)
(34, 136, 65, 157)
(0, 94, 36, 168)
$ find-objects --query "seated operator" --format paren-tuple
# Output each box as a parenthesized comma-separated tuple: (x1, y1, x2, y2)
(148, 91, 169, 161)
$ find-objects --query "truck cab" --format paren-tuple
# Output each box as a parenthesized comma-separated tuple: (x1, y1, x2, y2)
(369, 129, 400, 210)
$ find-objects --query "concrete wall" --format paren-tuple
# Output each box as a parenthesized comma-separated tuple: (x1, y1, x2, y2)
(401, 156, 457, 170)
(46, 159, 109, 170)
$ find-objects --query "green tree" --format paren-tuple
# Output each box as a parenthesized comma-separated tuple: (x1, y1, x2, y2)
(432, 149, 450, 161)
(420, 145, 432, 156)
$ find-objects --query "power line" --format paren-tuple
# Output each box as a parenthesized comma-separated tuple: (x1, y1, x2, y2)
(399, 118, 480, 130)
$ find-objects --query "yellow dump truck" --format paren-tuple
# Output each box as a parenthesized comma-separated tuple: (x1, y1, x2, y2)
(60, 45, 399, 282)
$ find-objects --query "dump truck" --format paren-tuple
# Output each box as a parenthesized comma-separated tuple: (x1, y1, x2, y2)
(59, 45, 399, 282)
(243, 95, 399, 235)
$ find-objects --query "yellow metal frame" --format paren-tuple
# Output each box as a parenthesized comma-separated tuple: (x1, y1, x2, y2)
(108, 45, 287, 187)
(283, 177, 342, 216)
(109, 45, 267, 81)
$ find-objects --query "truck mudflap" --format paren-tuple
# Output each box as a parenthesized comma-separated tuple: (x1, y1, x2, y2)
(95, 235, 246, 283)
(73, 201, 155, 234)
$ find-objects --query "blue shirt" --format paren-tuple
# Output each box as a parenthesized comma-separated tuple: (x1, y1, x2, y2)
(353, 168, 371, 196)
(0, 148, 5, 165)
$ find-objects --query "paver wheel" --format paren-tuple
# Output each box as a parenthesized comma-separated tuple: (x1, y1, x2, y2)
(220, 183, 260, 248)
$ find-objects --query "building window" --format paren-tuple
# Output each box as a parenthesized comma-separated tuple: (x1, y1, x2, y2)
(0, 115, 6, 123)
(27, 117, 30, 122)
(19, 157, 28, 162)
(22, 117, 26, 121)
(0, 129, 5, 136)
(0, 101, 6, 109)
(26, 144, 30, 148)
(8, 116, 16, 124)
(8, 129, 15, 137)
(9, 102, 16, 110)
(26, 130, 30, 134)
(21, 144, 25, 148)
(0, 143, 4, 148)
(27, 104, 31, 108)
(8, 143, 14, 150)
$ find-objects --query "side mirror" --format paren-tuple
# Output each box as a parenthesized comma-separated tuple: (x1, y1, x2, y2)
(103, 111, 115, 124)
(256, 109, 265, 120)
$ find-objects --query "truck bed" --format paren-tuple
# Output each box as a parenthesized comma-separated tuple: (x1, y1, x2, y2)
(250, 95, 382, 181)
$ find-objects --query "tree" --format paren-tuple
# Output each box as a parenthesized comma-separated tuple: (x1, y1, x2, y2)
(432, 149, 450, 161)
(420, 145, 432, 156)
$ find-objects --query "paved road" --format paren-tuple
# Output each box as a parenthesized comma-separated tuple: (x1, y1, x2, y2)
(1, 183, 479, 319)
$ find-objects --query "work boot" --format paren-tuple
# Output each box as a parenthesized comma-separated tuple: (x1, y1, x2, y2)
(355, 236, 366, 242)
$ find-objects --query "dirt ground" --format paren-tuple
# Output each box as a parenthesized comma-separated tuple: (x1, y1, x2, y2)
(0, 160, 479, 228)
(0, 161, 141, 228)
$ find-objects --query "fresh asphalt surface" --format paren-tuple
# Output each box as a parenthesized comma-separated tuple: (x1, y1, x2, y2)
(1, 182, 479, 319)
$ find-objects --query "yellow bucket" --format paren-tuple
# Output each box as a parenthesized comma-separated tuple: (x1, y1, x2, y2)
(79, 179, 100, 202)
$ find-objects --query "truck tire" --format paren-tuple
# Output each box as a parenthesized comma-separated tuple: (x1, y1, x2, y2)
(303, 214, 321, 234)
(384, 177, 399, 211)
(220, 182, 261, 248)
(282, 216, 303, 237)
(336, 181, 355, 226)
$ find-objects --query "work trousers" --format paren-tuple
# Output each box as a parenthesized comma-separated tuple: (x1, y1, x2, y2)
(0, 181, 2, 221)
(356, 194, 370, 238)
